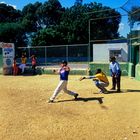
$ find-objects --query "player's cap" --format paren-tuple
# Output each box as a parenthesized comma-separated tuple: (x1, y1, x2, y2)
(61, 60, 67, 65)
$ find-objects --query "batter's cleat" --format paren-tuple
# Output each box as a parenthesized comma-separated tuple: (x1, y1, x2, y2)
(99, 90, 104, 93)
(110, 87, 116, 90)
(48, 100, 54, 103)
(74, 94, 79, 100)
(104, 91, 109, 94)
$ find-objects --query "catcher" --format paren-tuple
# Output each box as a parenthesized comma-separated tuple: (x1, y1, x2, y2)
(79, 69, 109, 93)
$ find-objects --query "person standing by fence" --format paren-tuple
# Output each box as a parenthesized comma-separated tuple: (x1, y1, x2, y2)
(31, 54, 37, 75)
(12, 57, 18, 75)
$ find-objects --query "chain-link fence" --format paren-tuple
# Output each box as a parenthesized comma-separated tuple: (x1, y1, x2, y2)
(16, 44, 89, 68)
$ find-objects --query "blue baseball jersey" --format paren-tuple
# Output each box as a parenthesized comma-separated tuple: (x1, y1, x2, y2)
(60, 67, 69, 80)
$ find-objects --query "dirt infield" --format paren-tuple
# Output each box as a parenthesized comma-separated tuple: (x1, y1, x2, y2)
(0, 75, 140, 140)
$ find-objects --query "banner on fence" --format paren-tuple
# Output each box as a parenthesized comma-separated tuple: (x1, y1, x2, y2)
(2, 43, 15, 75)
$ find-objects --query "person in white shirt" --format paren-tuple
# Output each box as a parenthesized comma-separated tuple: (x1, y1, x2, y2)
(109, 56, 121, 92)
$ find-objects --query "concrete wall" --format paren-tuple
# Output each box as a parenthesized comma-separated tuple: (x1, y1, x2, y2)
(93, 43, 128, 62)
(128, 63, 134, 77)
(89, 62, 129, 76)
(135, 64, 140, 81)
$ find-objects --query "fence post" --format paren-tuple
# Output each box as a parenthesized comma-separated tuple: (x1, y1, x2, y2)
(88, 19, 91, 63)
(45, 47, 47, 66)
(28, 47, 30, 58)
(66, 45, 68, 62)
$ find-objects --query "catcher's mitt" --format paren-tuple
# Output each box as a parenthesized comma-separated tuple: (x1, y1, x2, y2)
(79, 77, 85, 81)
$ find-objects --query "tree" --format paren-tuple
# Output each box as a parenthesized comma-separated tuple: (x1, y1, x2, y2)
(35, 0, 64, 28)
(31, 26, 65, 46)
(21, 0, 65, 45)
(21, 2, 42, 32)
(74, 0, 83, 6)
(85, 2, 121, 41)
(0, 3, 27, 47)
(129, 6, 140, 27)
(0, 22, 27, 47)
(58, 2, 121, 44)
(0, 3, 22, 23)
(0, 1, 121, 46)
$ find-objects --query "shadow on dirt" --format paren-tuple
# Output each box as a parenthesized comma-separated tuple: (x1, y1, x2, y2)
(57, 97, 104, 104)
(126, 89, 140, 92)
(106, 89, 140, 94)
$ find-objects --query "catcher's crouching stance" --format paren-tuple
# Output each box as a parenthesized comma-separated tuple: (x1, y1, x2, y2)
(80, 69, 109, 93)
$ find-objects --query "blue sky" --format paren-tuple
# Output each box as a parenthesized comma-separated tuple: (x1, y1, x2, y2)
(0, 0, 130, 36)
(0, 0, 128, 10)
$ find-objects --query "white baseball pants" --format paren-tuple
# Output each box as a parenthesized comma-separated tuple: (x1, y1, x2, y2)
(50, 80, 77, 101)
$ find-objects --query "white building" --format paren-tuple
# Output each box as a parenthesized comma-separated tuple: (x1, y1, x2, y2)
(93, 43, 128, 62)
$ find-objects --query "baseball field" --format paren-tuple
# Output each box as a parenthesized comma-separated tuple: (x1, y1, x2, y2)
(0, 75, 140, 140)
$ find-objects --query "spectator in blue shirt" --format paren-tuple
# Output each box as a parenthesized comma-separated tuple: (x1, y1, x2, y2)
(109, 56, 121, 92)
(48, 60, 78, 103)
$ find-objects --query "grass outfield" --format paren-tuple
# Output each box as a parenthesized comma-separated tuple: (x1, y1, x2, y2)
(0, 75, 140, 140)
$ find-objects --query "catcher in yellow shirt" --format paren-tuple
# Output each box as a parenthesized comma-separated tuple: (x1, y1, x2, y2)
(80, 69, 109, 93)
